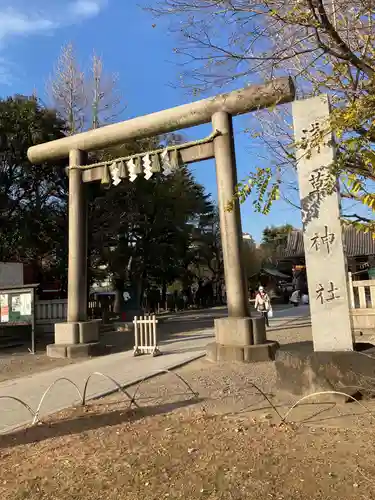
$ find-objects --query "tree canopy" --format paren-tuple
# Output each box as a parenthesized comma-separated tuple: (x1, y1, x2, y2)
(150, 0, 375, 234)
(0, 44, 219, 305)
(89, 143, 214, 303)
(0, 95, 67, 281)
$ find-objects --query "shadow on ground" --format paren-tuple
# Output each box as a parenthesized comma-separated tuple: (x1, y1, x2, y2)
(278, 340, 313, 352)
(268, 321, 311, 333)
(158, 310, 227, 338)
(0, 396, 203, 450)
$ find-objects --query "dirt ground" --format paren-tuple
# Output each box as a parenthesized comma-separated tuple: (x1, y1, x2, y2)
(0, 330, 135, 383)
(0, 350, 76, 383)
(1, 358, 375, 500)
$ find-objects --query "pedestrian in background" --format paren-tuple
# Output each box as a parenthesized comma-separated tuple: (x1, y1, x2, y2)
(255, 286, 272, 327)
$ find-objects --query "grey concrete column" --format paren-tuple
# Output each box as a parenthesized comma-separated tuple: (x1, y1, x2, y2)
(67, 149, 88, 323)
(212, 111, 249, 317)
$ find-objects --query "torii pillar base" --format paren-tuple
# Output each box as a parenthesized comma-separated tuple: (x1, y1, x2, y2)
(207, 316, 279, 363)
(47, 320, 103, 359)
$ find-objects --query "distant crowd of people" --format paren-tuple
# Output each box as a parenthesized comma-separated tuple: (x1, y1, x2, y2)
(145, 279, 226, 313)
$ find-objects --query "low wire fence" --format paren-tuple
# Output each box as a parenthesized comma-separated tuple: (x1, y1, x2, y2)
(0, 369, 198, 435)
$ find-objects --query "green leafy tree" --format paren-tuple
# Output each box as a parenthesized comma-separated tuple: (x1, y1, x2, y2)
(259, 224, 294, 265)
(242, 234, 263, 281)
(47, 43, 215, 309)
(0, 95, 67, 280)
(191, 209, 223, 283)
(261, 224, 294, 248)
(90, 150, 213, 308)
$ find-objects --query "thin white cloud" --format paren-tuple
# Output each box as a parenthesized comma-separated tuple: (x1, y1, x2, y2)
(0, 1, 108, 84)
(0, 8, 56, 41)
(69, 0, 105, 18)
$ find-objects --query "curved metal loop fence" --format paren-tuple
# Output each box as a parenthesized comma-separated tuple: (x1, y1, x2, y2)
(128, 369, 199, 408)
(0, 368, 199, 434)
(2, 368, 374, 437)
(82, 372, 137, 407)
(32, 377, 83, 425)
(281, 390, 375, 424)
(0, 396, 36, 422)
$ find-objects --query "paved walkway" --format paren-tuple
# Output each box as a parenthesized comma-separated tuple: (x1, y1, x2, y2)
(0, 337, 208, 434)
(0, 306, 310, 434)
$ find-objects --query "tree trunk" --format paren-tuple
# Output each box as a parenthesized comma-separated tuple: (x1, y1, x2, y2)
(161, 282, 167, 308)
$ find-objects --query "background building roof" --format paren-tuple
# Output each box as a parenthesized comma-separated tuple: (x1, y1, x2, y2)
(282, 227, 375, 258)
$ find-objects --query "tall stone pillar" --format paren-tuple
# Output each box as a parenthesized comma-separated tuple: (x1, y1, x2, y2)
(207, 112, 276, 363)
(293, 95, 354, 351)
(67, 149, 88, 323)
(48, 149, 100, 358)
(212, 111, 249, 318)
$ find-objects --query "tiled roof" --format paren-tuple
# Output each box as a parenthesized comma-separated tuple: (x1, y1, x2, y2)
(282, 227, 375, 258)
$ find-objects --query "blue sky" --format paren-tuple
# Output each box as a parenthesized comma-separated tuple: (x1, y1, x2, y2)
(0, 0, 301, 241)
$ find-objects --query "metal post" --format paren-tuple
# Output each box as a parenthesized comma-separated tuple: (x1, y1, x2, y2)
(212, 111, 249, 318)
(31, 287, 35, 354)
(67, 149, 88, 323)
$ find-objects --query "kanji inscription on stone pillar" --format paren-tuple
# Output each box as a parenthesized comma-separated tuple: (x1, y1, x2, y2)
(293, 94, 354, 352)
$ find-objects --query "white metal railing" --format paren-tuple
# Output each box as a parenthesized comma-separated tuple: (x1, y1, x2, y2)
(35, 299, 108, 323)
(348, 273, 375, 309)
(35, 299, 67, 320)
(133, 315, 160, 356)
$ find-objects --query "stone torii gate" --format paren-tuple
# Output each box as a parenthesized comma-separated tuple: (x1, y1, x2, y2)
(28, 77, 295, 359)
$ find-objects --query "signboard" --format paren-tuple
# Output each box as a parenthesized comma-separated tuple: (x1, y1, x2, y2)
(369, 267, 375, 280)
(0, 291, 32, 324)
(0, 286, 37, 353)
(0, 294, 9, 322)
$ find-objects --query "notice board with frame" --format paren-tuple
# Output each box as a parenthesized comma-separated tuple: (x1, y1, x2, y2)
(0, 284, 38, 353)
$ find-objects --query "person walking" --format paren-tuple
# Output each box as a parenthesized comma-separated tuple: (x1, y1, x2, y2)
(255, 286, 271, 327)
(290, 289, 300, 307)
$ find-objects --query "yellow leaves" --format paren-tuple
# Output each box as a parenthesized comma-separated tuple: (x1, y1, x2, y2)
(345, 174, 375, 211)
(347, 174, 365, 195)
(351, 180, 363, 194)
(343, 220, 375, 239)
(363, 149, 375, 169)
(363, 194, 375, 211)
(225, 168, 281, 216)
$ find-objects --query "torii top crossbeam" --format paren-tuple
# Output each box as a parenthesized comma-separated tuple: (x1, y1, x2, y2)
(27, 77, 295, 164)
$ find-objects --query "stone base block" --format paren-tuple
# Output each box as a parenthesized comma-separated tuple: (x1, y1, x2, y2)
(54, 322, 79, 345)
(79, 320, 101, 343)
(275, 341, 375, 402)
(207, 341, 279, 363)
(215, 316, 266, 346)
(244, 342, 280, 362)
(47, 342, 106, 359)
(67, 342, 103, 358)
(46, 344, 67, 358)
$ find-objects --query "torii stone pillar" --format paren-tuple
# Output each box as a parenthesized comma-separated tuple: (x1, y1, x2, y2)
(28, 77, 295, 359)
(212, 112, 248, 318)
(67, 149, 88, 323)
